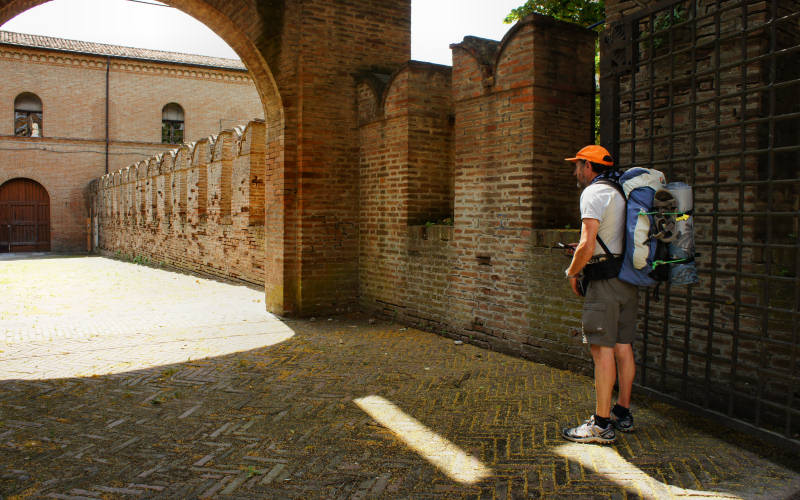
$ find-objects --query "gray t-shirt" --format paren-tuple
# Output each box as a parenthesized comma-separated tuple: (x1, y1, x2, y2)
(580, 181, 626, 256)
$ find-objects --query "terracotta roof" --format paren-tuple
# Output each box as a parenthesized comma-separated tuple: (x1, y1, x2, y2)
(0, 30, 246, 71)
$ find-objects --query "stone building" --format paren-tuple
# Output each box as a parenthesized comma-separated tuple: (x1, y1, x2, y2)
(0, 30, 263, 252)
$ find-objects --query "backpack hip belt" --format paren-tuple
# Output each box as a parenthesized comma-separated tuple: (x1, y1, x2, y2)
(587, 253, 622, 265)
(583, 236, 623, 283)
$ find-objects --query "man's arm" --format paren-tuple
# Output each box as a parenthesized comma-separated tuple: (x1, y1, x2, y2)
(566, 218, 599, 296)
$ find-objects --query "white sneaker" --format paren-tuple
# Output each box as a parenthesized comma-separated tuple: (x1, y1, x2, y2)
(561, 415, 617, 444)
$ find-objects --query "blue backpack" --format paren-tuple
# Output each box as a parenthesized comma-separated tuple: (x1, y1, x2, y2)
(597, 167, 698, 290)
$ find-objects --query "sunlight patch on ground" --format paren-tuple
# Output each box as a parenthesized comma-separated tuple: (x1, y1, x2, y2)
(0, 255, 294, 380)
(0, 323, 295, 380)
(354, 395, 491, 485)
(554, 443, 742, 499)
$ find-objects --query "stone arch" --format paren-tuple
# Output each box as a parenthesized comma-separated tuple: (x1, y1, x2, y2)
(1, 0, 413, 316)
(0, 0, 282, 128)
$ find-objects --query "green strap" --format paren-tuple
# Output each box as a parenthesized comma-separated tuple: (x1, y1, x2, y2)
(651, 258, 691, 270)
(637, 210, 688, 216)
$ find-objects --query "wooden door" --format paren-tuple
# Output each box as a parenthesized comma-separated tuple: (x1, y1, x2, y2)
(0, 178, 50, 252)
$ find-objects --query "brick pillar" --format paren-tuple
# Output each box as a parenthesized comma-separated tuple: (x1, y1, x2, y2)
(187, 138, 210, 227)
(449, 15, 596, 339)
(146, 157, 159, 224)
(208, 130, 235, 224)
(157, 152, 173, 223)
(262, 0, 411, 315)
(232, 120, 265, 229)
(171, 146, 189, 225)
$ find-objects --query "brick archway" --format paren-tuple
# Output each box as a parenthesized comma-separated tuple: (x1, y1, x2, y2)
(0, 0, 411, 316)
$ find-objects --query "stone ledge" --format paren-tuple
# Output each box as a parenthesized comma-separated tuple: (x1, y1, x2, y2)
(407, 224, 453, 243)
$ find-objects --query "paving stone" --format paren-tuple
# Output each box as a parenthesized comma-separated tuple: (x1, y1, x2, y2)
(1, 255, 799, 499)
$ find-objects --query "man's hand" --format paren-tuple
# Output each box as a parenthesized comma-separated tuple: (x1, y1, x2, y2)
(569, 276, 582, 296)
(565, 218, 599, 278)
(565, 218, 598, 298)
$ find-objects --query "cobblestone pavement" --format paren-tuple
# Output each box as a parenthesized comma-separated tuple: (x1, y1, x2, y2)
(1, 254, 799, 499)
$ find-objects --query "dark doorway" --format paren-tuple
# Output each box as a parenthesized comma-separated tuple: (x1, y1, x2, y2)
(0, 178, 51, 252)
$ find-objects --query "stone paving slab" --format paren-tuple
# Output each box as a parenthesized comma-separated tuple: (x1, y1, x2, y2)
(1, 255, 799, 499)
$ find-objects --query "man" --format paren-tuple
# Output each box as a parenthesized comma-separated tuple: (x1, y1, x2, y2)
(561, 145, 638, 445)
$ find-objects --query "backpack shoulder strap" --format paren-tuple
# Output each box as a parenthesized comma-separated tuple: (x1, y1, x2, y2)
(596, 235, 614, 258)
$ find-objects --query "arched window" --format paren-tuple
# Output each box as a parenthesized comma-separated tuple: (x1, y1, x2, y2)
(162, 103, 184, 144)
(14, 93, 43, 137)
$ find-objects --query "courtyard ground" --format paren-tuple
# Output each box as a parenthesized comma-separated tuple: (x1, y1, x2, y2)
(1, 254, 799, 499)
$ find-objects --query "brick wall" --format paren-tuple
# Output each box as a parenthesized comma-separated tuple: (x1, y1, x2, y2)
(357, 68, 410, 310)
(605, 0, 661, 22)
(94, 121, 266, 285)
(259, 0, 412, 316)
(0, 44, 262, 252)
(357, 15, 598, 372)
(407, 64, 454, 225)
(357, 62, 453, 313)
(447, 17, 594, 346)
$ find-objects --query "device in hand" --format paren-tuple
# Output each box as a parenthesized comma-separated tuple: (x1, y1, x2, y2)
(556, 242, 577, 257)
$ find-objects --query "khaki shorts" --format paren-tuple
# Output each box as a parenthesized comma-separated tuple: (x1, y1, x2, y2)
(581, 277, 639, 347)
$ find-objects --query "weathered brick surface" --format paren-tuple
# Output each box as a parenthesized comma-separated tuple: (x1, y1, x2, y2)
(240, 0, 413, 316)
(357, 62, 453, 316)
(93, 11, 598, 371)
(447, 17, 595, 343)
(357, 15, 597, 373)
(95, 121, 267, 285)
(265, 0, 411, 316)
(407, 64, 454, 225)
(0, 41, 262, 252)
(357, 71, 409, 310)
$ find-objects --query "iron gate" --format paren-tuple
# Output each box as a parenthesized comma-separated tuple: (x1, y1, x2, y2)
(600, 0, 800, 450)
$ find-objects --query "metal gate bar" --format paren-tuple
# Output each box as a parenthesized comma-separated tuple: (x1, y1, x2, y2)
(600, 0, 800, 451)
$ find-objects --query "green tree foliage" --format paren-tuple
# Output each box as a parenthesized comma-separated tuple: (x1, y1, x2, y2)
(506, 0, 605, 142)
(504, 0, 605, 27)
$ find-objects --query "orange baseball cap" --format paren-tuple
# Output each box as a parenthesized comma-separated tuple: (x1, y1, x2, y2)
(564, 145, 614, 166)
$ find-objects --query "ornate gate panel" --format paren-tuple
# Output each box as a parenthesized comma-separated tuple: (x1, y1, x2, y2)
(600, 0, 800, 449)
(0, 178, 51, 252)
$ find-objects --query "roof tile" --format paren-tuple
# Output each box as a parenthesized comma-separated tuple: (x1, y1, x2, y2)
(0, 30, 246, 71)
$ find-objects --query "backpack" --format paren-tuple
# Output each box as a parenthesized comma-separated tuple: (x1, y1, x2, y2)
(595, 167, 698, 292)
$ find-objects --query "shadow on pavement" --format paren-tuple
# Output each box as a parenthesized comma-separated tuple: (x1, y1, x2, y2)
(3, 315, 800, 499)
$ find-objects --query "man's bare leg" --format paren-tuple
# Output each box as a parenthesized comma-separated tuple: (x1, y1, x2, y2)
(614, 343, 635, 408)
(590, 345, 616, 418)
